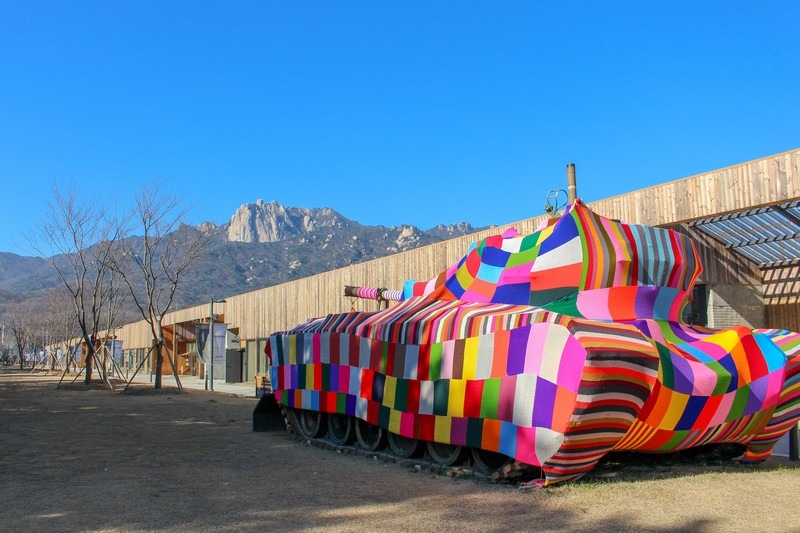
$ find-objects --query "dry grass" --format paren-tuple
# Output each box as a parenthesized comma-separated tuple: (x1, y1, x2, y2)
(1, 368, 798, 532)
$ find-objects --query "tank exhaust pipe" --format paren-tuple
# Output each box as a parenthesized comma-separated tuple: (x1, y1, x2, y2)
(566, 163, 577, 203)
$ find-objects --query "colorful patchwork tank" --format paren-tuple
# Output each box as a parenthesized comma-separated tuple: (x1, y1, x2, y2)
(266, 200, 800, 485)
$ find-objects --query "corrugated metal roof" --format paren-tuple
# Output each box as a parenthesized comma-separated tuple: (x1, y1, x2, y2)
(689, 200, 800, 269)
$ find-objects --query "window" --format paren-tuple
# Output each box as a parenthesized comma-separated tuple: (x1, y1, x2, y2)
(683, 284, 708, 326)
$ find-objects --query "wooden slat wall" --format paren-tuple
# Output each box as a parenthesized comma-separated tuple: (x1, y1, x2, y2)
(115, 149, 800, 348)
(586, 149, 799, 225)
(763, 265, 800, 331)
(765, 304, 800, 332)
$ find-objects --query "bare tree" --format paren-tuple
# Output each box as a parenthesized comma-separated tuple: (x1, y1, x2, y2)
(28, 305, 50, 371)
(0, 318, 8, 363)
(97, 273, 128, 380)
(32, 186, 123, 385)
(7, 304, 34, 369)
(44, 286, 81, 372)
(113, 185, 211, 389)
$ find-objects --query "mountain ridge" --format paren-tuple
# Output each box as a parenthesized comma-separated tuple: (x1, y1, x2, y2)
(0, 200, 485, 321)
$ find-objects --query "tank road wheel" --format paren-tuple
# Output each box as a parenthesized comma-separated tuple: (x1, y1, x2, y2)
(297, 409, 327, 439)
(355, 419, 387, 451)
(426, 441, 467, 466)
(285, 407, 301, 431)
(387, 432, 423, 458)
(470, 448, 512, 475)
(327, 414, 354, 445)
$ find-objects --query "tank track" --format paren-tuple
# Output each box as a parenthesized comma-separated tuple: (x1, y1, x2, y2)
(278, 406, 538, 484)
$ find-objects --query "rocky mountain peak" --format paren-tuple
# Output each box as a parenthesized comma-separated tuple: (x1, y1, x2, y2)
(227, 200, 340, 243)
(196, 221, 218, 235)
(425, 222, 479, 240)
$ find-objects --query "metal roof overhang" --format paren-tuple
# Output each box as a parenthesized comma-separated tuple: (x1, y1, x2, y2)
(688, 200, 800, 269)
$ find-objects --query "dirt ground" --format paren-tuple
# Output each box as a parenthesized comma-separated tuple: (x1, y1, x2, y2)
(2, 369, 799, 533)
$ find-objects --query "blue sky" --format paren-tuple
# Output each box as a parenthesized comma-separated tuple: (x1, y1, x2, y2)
(1, 1, 798, 255)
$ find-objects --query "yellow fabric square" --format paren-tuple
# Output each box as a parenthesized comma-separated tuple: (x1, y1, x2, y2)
(462, 337, 479, 380)
(434, 415, 452, 443)
(713, 328, 744, 352)
(388, 408, 402, 434)
(305, 365, 314, 390)
(448, 379, 466, 417)
(455, 265, 474, 288)
(288, 336, 297, 365)
(383, 375, 397, 408)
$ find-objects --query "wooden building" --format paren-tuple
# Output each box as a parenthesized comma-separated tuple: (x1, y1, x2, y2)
(115, 148, 800, 386)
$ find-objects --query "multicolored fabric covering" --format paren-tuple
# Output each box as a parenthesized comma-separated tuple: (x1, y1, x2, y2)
(267, 200, 800, 485)
(347, 286, 404, 302)
(403, 200, 702, 321)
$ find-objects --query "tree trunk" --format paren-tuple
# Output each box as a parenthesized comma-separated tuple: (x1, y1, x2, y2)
(154, 342, 163, 389)
(84, 347, 93, 385)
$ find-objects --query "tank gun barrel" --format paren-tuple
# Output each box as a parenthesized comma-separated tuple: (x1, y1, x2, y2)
(343, 285, 403, 302)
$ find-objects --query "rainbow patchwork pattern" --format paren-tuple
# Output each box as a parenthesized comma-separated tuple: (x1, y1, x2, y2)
(267, 201, 800, 485)
(269, 301, 660, 467)
(403, 200, 701, 322)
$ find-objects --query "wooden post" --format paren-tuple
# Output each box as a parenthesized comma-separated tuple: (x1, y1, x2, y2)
(172, 327, 178, 377)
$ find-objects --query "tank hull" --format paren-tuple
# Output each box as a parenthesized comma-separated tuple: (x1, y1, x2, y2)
(266, 299, 800, 485)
